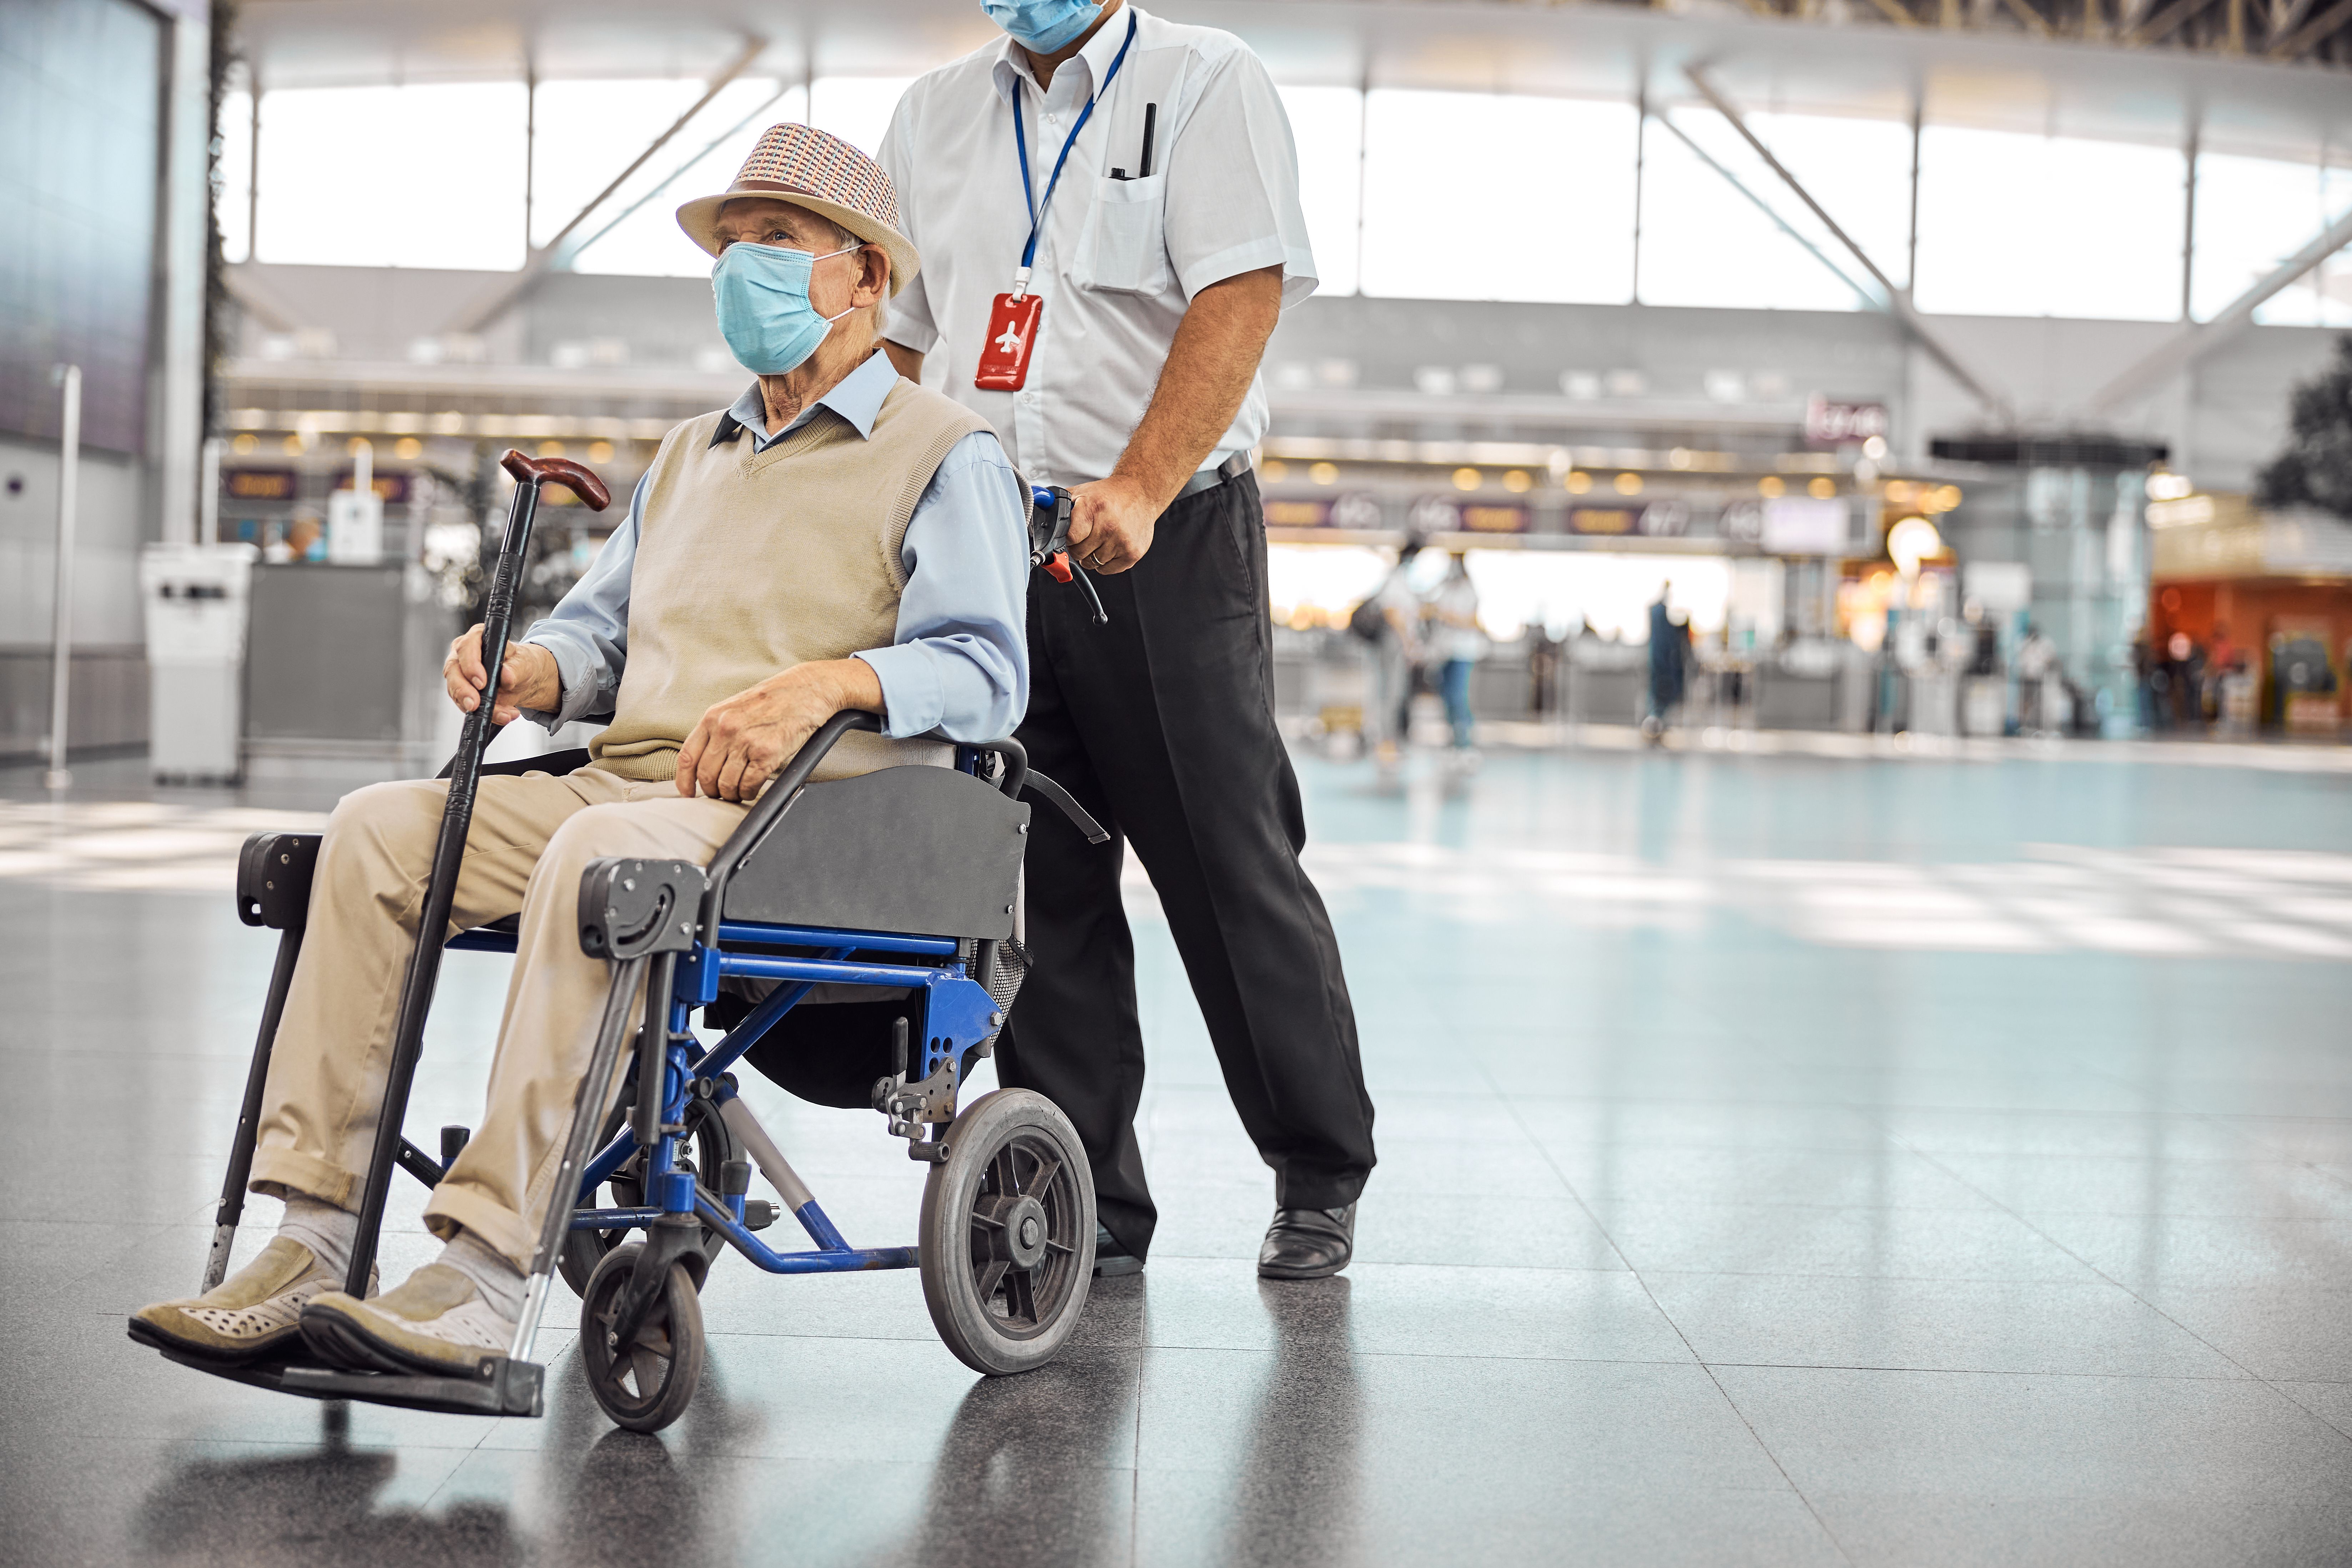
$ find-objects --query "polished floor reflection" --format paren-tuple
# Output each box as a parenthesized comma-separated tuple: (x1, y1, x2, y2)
(4, 741, 2350, 1566)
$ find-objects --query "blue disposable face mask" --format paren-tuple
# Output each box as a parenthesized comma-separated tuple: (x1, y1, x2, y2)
(981, 0, 1103, 52)
(711, 240, 862, 376)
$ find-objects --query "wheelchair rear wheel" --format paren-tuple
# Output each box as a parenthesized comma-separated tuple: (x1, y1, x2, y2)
(559, 1089, 741, 1297)
(917, 1089, 1096, 1376)
(579, 1241, 704, 1433)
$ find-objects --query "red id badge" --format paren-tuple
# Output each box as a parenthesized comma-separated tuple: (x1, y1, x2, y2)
(975, 292, 1044, 391)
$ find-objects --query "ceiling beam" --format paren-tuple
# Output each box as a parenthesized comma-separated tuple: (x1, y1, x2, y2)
(2129, 0, 2227, 42)
(2000, 0, 2058, 37)
(452, 34, 768, 334)
(1648, 110, 1885, 306)
(2273, 0, 2352, 53)
(1683, 65, 2013, 419)
(2087, 200, 2352, 414)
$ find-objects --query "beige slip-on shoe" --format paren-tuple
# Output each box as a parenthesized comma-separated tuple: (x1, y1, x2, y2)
(129, 1237, 377, 1365)
(298, 1263, 516, 1377)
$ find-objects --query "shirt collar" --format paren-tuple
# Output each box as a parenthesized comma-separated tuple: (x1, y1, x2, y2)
(990, 4, 1142, 107)
(711, 349, 898, 450)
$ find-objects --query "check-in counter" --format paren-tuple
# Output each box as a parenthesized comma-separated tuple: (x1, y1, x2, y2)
(1753, 667, 1842, 730)
(244, 563, 456, 775)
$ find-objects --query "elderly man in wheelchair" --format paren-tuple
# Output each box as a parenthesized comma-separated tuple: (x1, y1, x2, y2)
(130, 127, 1102, 1431)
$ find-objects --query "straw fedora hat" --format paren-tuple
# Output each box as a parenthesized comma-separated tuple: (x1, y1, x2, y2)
(676, 123, 920, 295)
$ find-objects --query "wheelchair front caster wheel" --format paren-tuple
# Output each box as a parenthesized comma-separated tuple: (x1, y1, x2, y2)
(917, 1088, 1096, 1376)
(579, 1241, 703, 1432)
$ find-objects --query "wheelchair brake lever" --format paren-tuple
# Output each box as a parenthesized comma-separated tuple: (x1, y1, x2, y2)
(1029, 484, 1109, 626)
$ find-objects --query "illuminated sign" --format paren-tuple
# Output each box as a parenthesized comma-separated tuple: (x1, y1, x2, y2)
(1459, 504, 1528, 534)
(1804, 396, 1889, 447)
(1262, 499, 1331, 527)
(223, 468, 297, 501)
(1569, 506, 1639, 535)
(332, 472, 413, 504)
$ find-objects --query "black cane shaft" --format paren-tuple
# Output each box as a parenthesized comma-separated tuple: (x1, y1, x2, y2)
(528, 955, 646, 1280)
(343, 479, 544, 1297)
(215, 923, 305, 1230)
(633, 952, 677, 1151)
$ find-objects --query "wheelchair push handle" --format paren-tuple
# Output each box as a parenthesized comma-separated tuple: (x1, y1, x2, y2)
(1028, 484, 1108, 626)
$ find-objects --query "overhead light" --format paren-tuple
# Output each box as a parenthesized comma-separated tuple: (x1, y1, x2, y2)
(1310, 462, 1339, 485)
(1888, 515, 1941, 575)
(1452, 467, 1483, 491)
(1759, 475, 1785, 498)
(1615, 472, 1643, 495)
(2147, 473, 2194, 501)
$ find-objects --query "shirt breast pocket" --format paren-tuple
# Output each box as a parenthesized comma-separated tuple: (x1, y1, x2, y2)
(1073, 173, 1170, 297)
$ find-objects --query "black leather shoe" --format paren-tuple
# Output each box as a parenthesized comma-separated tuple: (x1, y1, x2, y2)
(1093, 1222, 1144, 1277)
(1258, 1203, 1356, 1280)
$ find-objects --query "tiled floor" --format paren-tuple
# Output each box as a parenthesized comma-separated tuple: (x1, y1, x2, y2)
(4, 740, 2350, 1566)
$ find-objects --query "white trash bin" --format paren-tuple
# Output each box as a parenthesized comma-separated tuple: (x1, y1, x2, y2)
(141, 542, 258, 783)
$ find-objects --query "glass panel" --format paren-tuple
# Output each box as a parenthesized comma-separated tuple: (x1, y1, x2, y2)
(810, 77, 916, 158)
(255, 84, 530, 270)
(1914, 125, 2184, 321)
(552, 80, 805, 278)
(1279, 85, 1363, 298)
(0, 0, 162, 452)
(1362, 90, 1637, 304)
(2192, 151, 2352, 326)
(1638, 109, 1882, 312)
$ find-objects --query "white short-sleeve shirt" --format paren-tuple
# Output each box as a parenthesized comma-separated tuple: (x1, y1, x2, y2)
(879, 4, 1317, 486)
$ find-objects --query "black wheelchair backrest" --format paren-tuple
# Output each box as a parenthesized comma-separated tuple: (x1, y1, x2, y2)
(722, 764, 1029, 941)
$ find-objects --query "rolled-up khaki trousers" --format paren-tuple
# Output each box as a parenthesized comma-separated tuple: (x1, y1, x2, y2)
(249, 763, 743, 1269)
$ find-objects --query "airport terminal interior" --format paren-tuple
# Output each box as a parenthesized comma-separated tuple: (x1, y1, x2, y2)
(7, 0, 2352, 1563)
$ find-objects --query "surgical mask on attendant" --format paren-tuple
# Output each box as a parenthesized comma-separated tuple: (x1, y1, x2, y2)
(980, 0, 1103, 52)
(710, 241, 861, 376)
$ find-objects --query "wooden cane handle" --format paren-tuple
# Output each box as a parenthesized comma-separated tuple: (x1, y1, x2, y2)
(499, 449, 613, 512)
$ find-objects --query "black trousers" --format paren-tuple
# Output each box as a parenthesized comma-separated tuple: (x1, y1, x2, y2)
(1001, 472, 1375, 1259)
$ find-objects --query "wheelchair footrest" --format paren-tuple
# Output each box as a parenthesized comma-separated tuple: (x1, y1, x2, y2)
(148, 1340, 544, 1417)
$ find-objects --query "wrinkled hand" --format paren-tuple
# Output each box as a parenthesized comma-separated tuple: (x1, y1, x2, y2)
(1064, 472, 1163, 575)
(443, 625, 560, 725)
(676, 658, 884, 803)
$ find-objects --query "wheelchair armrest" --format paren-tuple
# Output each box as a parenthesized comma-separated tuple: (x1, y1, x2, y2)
(236, 831, 322, 929)
(578, 857, 707, 959)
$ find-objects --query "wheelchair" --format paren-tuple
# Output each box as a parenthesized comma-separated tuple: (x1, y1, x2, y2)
(134, 450, 1111, 1433)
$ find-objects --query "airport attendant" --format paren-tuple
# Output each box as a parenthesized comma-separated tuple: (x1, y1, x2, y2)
(878, 0, 1375, 1280)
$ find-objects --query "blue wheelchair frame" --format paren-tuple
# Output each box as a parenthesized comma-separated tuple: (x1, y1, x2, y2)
(446, 773, 1006, 1285)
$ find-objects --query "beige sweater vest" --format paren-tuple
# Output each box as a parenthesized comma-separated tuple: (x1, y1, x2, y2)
(588, 378, 993, 784)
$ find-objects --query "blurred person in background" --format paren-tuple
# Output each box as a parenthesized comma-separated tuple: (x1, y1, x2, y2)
(2016, 622, 2057, 735)
(877, 0, 1376, 1282)
(1526, 614, 1561, 719)
(2166, 630, 2205, 730)
(1427, 550, 1485, 757)
(1642, 581, 1689, 745)
(1351, 535, 1422, 779)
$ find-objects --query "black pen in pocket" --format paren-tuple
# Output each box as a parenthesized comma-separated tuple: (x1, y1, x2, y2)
(1138, 102, 1157, 178)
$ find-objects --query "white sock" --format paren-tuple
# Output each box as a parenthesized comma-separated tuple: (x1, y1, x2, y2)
(277, 1195, 358, 1280)
(437, 1228, 526, 1322)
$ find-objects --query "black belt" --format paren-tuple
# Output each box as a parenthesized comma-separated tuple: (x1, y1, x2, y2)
(1176, 453, 1251, 499)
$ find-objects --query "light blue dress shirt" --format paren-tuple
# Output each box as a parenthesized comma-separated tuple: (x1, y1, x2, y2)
(519, 351, 1030, 743)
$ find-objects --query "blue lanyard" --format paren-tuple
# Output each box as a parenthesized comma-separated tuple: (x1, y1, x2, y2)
(1011, 10, 1138, 283)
